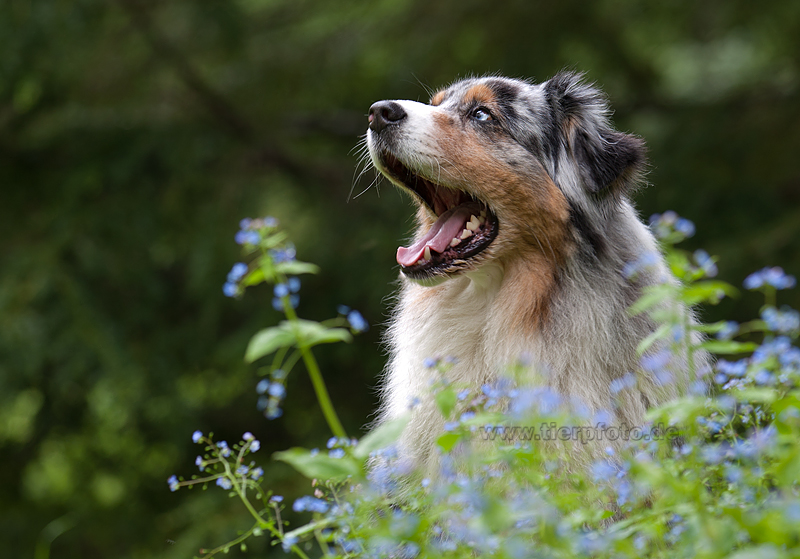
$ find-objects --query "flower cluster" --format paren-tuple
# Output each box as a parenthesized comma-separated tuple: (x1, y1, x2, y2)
(235, 216, 277, 246)
(179, 211, 800, 559)
(223, 262, 248, 297)
(744, 266, 796, 290)
(327, 435, 358, 459)
(649, 210, 695, 241)
(761, 306, 800, 335)
(166, 431, 265, 501)
(272, 277, 301, 312)
(257, 369, 287, 419)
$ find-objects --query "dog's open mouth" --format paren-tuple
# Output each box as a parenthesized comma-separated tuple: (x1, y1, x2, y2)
(378, 152, 499, 279)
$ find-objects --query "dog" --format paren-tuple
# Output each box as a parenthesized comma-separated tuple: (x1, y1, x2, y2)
(365, 71, 702, 473)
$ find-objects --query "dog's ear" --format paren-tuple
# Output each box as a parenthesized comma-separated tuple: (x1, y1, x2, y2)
(545, 71, 645, 198)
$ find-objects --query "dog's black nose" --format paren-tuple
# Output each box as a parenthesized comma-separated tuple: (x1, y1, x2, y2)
(368, 101, 406, 132)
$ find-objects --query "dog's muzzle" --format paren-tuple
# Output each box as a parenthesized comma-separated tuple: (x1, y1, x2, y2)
(368, 101, 407, 133)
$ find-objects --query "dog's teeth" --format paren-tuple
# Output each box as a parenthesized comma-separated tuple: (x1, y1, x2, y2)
(460, 229, 472, 240)
(479, 210, 487, 218)
(423, 246, 432, 261)
(478, 215, 486, 225)
(470, 214, 480, 225)
(450, 237, 461, 247)
(466, 221, 478, 231)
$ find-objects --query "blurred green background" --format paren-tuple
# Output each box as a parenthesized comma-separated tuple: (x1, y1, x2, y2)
(2, 0, 799, 557)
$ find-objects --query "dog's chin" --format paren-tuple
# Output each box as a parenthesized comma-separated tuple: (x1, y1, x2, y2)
(403, 273, 451, 287)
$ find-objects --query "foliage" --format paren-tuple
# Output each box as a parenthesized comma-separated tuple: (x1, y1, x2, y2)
(167, 214, 800, 558)
(3, 2, 800, 557)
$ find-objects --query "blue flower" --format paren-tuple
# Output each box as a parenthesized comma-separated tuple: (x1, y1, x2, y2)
(674, 217, 695, 237)
(249, 440, 261, 452)
(610, 372, 636, 394)
(263, 216, 278, 228)
(272, 295, 298, 311)
(192, 430, 203, 443)
(195, 456, 204, 471)
(235, 230, 261, 246)
(265, 405, 283, 420)
(443, 421, 459, 432)
(293, 495, 329, 513)
(423, 357, 438, 368)
(780, 346, 800, 370)
(167, 475, 179, 492)
(591, 460, 617, 482)
(269, 494, 282, 503)
(287, 277, 301, 293)
(716, 321, 739, 340)
(270, 245, 296, 263)
(693, 249, 717, 277)
(239, 218, 253, 230)
(256, 378, 270, 394)
(754, 369, 774, 386)
(236, 465, 250, 475)
(641, 351, 670, 373)
(649, 211, 695, 240)
(701, 444, 725, 465)
(251, 467, 264, 481)
(227, 262, 248, 283)
(622, 251, 659, 279)
(242, 431, 255, 441)
(216, 441, 231, 457)
(744, 266, 797, 290)
(282, 535, 298, 552)
(761, 307, 800, 334)
(274, 283, 289, 298)
(717, 359, 747, 377)
(216, 477, 233, 490)
(346, 309, 369, 332)
(329, 448, 345, 459)
(222, 282, 238, 297)
(268, 383, 286, 399)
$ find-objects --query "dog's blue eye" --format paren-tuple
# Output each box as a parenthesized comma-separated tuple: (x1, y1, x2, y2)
(472, 108, 492, 121)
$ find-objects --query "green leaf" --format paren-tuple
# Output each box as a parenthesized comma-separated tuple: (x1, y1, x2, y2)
(241, 267, 265, 287)
(353, 415, 410, 460)
(699, 340, 758, 355)
(682, 280, 738, 305)
(276, 260, 320, 276)
(726, 544, 787, 559)
(245, 325, 296, 362)
(637, 323, 671, 355)
(435, 387, 457, 418)
(292, 319, 352, 347)
(437, 432, 462, 453)
(736, 388, 778, 404)
(274, 448, 361, 481)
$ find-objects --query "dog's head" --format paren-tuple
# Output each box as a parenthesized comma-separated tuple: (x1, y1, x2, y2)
(366, 71, 645, 283)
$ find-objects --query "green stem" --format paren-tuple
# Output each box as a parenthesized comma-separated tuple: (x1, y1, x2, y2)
(220, 456, 313, 559)
(282, 297, 347, 439)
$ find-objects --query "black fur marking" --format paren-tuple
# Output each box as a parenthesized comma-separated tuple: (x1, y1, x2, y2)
(574, 130, 644, 194)
(484, 79, 521, 122)
(568, 203, 605, 258)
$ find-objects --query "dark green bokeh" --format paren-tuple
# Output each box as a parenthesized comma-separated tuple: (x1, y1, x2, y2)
(1, 1, 798, 557)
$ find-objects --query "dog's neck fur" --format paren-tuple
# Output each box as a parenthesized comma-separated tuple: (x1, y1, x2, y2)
(381, 204, 685, 473)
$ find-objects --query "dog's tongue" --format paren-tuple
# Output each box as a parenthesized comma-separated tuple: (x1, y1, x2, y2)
(396, 205, 474, 267)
